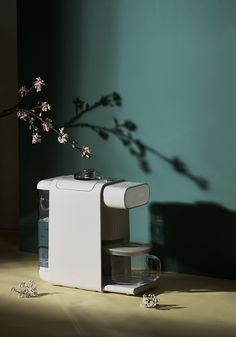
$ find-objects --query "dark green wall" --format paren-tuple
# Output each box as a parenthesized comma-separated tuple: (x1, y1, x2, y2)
(18, 0, 236, 278)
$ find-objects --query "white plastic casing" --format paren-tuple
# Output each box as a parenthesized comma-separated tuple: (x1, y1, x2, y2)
(37, 176, 151, 294)
(103, 181, 150, 209)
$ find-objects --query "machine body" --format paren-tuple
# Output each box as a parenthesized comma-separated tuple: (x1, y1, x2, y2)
(37, 174, 159, 295)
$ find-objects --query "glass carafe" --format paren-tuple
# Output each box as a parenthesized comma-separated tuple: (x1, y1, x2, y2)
(105, 242, 161, 286)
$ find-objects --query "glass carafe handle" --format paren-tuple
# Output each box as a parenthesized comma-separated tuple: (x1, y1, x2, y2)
(145, 254, 161, 281)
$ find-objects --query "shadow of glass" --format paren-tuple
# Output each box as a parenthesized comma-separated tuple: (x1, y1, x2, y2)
(37, 292, 61, 298)
(157, 304, 186, 310)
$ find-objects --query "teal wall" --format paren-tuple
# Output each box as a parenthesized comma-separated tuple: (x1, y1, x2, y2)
(18, 0, 236, 277)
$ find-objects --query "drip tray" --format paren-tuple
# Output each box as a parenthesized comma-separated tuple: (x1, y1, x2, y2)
(103, 281, 158, 295)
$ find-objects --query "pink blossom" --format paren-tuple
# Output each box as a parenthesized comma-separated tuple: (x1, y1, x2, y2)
(42, 118, 52, 132)
(58, 128, 69, 144)
(34, 77, 45, 92)
(18, 86, 29, 97)
(16, 110, 28, 121)
(32, 133, 41, 144)
(41, 101, 51, 112)
(15, 77, 93, 158)
(58, 134, 69, 144)
(81, 146, 93, 158)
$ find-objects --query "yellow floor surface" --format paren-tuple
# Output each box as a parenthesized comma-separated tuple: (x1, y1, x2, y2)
(0, 230, 236, 337)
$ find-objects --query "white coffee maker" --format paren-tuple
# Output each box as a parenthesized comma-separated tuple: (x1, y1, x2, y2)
(37, 169, 160, 295)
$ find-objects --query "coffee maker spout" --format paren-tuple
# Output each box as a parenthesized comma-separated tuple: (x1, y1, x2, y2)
(103, 181, 150, 209)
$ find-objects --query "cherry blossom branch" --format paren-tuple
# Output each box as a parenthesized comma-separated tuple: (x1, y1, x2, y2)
(1, 76, 209, 189)
(0, 88, 32, 118)
(1, 77, 92, 158)
(1, 104, 20, 118)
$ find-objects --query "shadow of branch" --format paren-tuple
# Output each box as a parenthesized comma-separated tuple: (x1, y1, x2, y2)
(61, 93, 210, 190)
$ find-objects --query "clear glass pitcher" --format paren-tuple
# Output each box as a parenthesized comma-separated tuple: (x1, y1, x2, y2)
(105, 242, 161, 286)
(38, 190, 49, 268)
